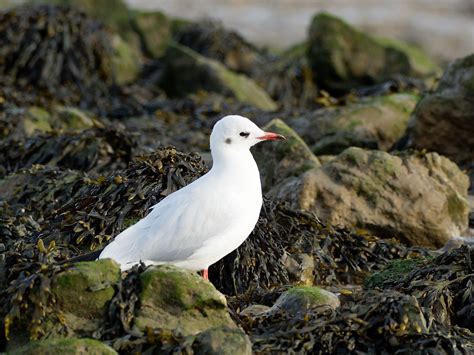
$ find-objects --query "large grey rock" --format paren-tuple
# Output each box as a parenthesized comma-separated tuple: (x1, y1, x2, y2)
(253, 118, 320, 191)
(159, 43, 277, 111)
(307, 13, 440, 93)
(270, 148, 470, 247)
(403, 54, 474, 166)
(133, 265, 236, 336)
(286, 93, 419, 155)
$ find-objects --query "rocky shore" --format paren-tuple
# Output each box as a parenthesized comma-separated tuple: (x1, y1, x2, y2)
(0, 1, 473, 354)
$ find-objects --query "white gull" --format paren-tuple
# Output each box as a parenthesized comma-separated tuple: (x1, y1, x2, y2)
(99, 115, 285, 278)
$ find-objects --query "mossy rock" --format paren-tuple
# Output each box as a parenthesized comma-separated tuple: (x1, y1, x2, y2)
(131, 10, 171, 58)
(365, 258, 426, 289)
(271, 148, 469, 247)
(110, 34, 142, 85)
(287, 93, 419, 155)
(307, 12, 440, 93)
(159, 43, 277, 111)
(269, 286, 340, 316)
(23, 107, 52, 136)
(192, 326, 252, 355)
(52, 259, 120, 334)
(134, 265, 236, 336)
(253, 118, 320, 191)
(10, 337, 117, 355)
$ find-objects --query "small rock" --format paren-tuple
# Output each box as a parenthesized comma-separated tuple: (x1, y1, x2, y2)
(253, 118, 320, 191)
(240, 304, 271, 318)
(269, 286, 340, 316)
(192, 326, 252, 355)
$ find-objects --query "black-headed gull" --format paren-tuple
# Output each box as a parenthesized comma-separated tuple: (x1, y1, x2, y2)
(99, 115, 285, 279)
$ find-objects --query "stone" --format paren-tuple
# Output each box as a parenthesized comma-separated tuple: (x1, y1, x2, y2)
(270, 148, 470, 247)
(23, 107, 52, 136)
(240, 304, 271, 318)
(52, 259, 120, 335)
(131, 10, 171, 58)
(192, 326, 252, 355)
(286, 93, 419, 155)
(307, 13, 440, 93)
(9, 338, 117, 355)
(110, 34, 142, 85)
(253, 118, 320, 191)
(402, 54, 474, 167)
(269, 286, 340, 316)
(133, 265, 236, 336)
(159, 43, 277, 111)
(53, 106, 100, 130)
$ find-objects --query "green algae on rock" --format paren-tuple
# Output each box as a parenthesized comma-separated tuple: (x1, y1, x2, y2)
(134, 265, 236, 336)
(131, 10, 172, 59)
(307, 13, 440, 93)
(159, 43, 277, 111)
(10, 337, 117, 355)
(364, 258, 426, 289)
(285, 93, 419, 155)
(253, 118, 320, 192)
(270, 148, 469, 247)
(192, 326, 252, 355)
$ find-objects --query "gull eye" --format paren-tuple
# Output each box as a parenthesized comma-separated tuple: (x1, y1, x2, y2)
(239, 132, 250, 138)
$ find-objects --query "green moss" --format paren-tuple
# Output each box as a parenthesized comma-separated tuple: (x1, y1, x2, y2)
(365, 259, 426, 289)
(54, 259, 120, 317)
(10, 337, 117, 355)
(286, 286, 327, 302)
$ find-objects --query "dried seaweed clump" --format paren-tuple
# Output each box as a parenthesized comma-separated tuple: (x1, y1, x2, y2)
(0, 5, 114, 106)
(393, 246, 474, 332)
(0, 127, 136, 178)
(246, 289, 473, 353)
(173, 20, 265, 75)
(211, 201, 431, 295)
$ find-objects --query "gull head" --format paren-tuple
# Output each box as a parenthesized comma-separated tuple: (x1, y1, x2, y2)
(210, 115, 285, 153)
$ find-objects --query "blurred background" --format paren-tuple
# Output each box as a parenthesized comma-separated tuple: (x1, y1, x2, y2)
(125, 0, 474, 63)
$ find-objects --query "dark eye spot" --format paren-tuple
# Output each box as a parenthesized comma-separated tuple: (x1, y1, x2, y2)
(240, 132, 250, 138)
(225, 138, 232, 144)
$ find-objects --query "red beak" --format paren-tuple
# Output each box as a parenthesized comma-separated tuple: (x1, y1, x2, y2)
(257, 132, 286, 141)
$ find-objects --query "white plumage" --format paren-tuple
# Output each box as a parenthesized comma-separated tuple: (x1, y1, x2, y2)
(99, 115, 285, 275)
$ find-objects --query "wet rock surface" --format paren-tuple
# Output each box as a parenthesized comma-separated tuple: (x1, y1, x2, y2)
(1, 2, 473, 354)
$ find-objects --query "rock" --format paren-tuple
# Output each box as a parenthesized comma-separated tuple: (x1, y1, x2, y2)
(110, 34, 142, 85)
(159, 43, 277, 111)
(253, 118, 320, 191)
(53, 106, 101, 130)
(240, 304, 271, 318)
(269, 286, 340, 315)
(23, 107, 52, 136)
(133, 265, 236, 336)
(131, 10, 171, 58)
(173, 20, 265, 75)
(270, 148, 470, 247)
(286, 93, 419, 155)
(52, 259, 120, 335)
(307, 13, 440, 93)
(402, 54, 474, 167)
(365, 258, 425, 289)
(192, 327, 252, 355)
(9, 338, 117, 355)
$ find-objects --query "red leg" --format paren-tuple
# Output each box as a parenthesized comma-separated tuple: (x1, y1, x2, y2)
(202, 269, 209, 280)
